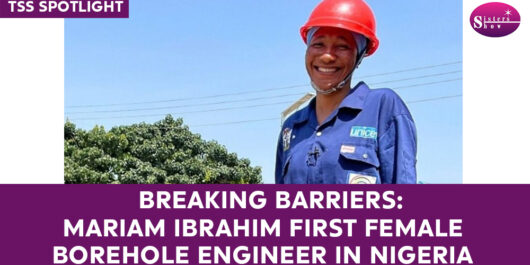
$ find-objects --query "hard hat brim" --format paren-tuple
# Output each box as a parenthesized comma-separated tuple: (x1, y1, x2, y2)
(300, 19, 379, 56)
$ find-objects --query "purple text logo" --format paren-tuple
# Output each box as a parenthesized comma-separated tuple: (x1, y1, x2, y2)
(470, 2, 520, 37)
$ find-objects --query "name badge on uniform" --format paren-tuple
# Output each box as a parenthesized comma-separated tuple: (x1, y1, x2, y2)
(348, 173, 377, 184)
(282, 128, 292, 151)
(350, 126, 377, 139)
(340, 144, 356, 154)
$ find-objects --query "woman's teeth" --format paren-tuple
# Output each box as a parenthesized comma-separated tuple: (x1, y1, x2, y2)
(317, 67, 338, 73)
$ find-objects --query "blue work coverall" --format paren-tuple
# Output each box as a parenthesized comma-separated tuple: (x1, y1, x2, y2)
(275, 82, 417, 184)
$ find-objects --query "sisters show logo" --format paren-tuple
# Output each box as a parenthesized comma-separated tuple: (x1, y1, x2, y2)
(470, 2, 521, 37)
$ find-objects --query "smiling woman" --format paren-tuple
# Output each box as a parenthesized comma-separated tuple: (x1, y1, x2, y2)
(305, 27, 358, 99)
(275, 0, 417, 184)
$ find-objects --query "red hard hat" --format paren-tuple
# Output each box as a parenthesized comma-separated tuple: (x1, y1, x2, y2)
(300, 0, 380, 56)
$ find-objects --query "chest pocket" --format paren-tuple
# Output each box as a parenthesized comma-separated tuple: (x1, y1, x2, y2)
(338, 142, 380, 179)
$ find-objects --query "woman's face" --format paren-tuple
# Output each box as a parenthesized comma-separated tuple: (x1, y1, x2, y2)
(305, 27, 357, 91)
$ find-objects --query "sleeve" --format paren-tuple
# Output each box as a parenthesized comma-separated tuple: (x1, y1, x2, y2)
(275, 132, 284, 184)
(378, 114, 417, 184)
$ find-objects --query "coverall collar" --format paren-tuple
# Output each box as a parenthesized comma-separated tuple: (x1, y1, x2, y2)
(292, 81, 369, 125)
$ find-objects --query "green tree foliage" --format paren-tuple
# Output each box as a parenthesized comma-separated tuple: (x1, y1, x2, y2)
(64, 116, 262, 184)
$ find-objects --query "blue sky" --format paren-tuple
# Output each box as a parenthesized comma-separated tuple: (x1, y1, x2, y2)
(65, 0, 462, 184)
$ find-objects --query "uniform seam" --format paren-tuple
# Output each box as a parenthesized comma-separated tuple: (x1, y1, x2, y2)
(379, 113, 411, 143)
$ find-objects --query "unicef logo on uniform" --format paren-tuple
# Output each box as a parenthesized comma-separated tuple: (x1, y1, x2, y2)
(470, 2, 521, 37)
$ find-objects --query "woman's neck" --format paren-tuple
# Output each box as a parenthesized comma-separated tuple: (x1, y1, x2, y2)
(315, 85, 350, 125)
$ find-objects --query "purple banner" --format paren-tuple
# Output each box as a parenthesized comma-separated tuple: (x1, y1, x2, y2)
(0, 0, 128, 18)
(0, 184, 529, 264)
